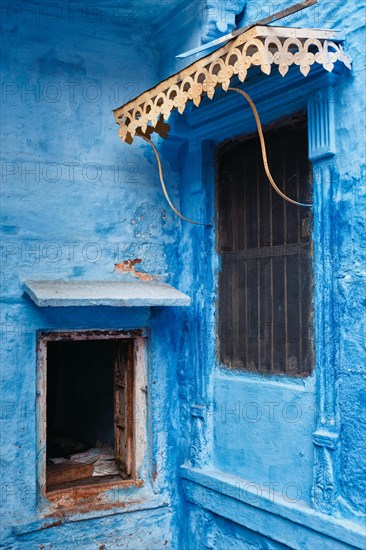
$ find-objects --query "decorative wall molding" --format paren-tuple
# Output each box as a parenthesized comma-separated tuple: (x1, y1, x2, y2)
(190, 408, 207, 467)
(162, 42, 346, 516)
(181, 467, 366, 549)
(309, 86, 341, 513)
(113, 26, 351, 144)
(170, 70, 345, 494)
(176, 71, 344, 515)
(308, 86, 336, 160)
(313, 432, 340, 513)
(184, 140, 216, 468)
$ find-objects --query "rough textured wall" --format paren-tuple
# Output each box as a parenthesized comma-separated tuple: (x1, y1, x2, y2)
(0, 3, 187, 548)
(270, 0, 366, 520)
(1, 0, 365, 548)
(186, 505, 289, 550)
(160, 0, 366, 548)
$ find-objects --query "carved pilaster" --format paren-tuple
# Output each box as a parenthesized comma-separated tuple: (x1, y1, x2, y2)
(312, 430, 339, 513)
(190, 405, 208, 467)
(308, 87, 340, 514)
(308, 86, 336, 160)
(184, 140, 215, 467)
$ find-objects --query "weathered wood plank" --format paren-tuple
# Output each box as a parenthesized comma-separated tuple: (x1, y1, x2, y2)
(47, 462, 94, 487)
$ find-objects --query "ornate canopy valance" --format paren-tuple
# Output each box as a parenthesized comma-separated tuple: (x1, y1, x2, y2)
(113, 25, 351, 144)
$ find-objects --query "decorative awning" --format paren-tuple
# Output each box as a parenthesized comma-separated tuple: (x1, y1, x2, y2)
(113, 25, 351, 144)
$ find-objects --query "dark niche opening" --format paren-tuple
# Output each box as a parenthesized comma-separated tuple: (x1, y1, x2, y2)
(46, 337, 134, 492)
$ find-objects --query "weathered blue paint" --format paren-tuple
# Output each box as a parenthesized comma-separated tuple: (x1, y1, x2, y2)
(165, 1, 366, 548)
(0, 2, 185, 547)
(1, 1, 365, 549)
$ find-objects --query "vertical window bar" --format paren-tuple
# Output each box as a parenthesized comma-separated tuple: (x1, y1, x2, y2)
(297, 152, 303, 370)
(270, 173, 274, 373)
(233, 256, 239, 365)
(283, 141, 289, 373)
(256, 146, 261, 370)
(244, 157, 249, 369)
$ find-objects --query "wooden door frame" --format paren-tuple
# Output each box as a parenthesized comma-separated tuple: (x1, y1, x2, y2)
(36, 329, 147, 510)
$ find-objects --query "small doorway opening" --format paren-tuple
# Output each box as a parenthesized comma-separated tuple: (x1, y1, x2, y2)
(45, 336, 135, 492)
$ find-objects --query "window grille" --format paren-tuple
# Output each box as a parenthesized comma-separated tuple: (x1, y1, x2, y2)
(217, 117, 314, 375)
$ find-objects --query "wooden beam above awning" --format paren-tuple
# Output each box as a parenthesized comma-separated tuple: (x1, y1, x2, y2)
(113, 25, 351, 144)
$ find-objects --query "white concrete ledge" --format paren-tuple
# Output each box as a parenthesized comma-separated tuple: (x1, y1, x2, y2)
(23, 280, 191, 307)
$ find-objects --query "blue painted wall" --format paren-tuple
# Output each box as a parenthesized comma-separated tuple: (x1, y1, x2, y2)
(1, 1, 365, 548)
(0, 2, 190, 547)
(162, 1, 366, 548)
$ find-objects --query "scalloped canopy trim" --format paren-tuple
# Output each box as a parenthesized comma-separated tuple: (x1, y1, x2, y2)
(113, 25, 351, 144)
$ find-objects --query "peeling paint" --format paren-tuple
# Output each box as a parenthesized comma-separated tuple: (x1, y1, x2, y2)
(114, 259, 156, 281)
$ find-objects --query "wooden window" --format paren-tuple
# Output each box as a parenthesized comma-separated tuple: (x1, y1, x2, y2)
(114, 341, 134, 478)
(38, 331, 146, 503)
(217, 117, 314, 376)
